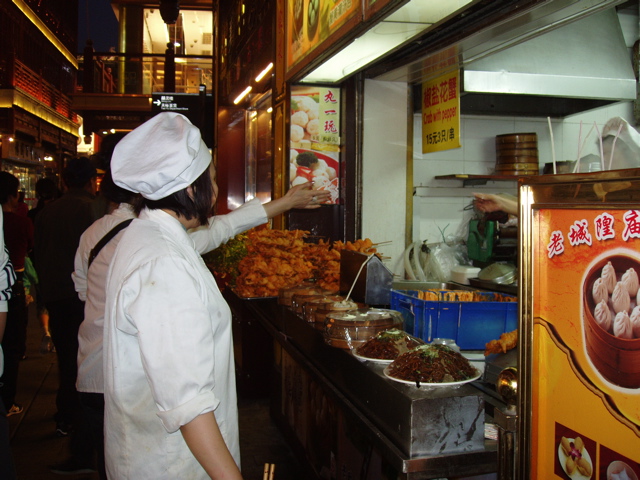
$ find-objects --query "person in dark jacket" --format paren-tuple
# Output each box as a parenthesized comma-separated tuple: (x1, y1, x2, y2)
(33, 157, 98, 472)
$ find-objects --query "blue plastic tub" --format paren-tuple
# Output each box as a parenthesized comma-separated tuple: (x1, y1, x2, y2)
(390, 289, 517, 350)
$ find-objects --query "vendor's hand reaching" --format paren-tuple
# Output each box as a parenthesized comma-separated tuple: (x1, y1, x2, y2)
(283, 181, 331, 209)
(473, 193, 518, 216)
(261, 181, 332, 219)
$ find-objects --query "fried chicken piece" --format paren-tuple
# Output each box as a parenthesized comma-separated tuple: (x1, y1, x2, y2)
(484, 329, 518, 356)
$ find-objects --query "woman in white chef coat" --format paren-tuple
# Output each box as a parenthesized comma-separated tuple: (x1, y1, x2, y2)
(103, 112, 328, 479)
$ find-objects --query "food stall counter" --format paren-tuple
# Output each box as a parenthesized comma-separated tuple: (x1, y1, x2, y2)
(237, 293, 499, 479)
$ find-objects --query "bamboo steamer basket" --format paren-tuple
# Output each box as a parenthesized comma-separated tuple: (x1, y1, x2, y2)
(583, 254, 640, 388)
(312, 299, 364, 330)
(495, 133, 539, 175)
(495, 162, 540, 171)
(495, 133, 538, 144)
(496, 149, 539, 157)
(278, 282, 325, 306)
(291, 290, 335, 315)
(496, 141, 538, 149)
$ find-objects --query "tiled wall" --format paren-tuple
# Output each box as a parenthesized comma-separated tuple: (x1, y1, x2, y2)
(413, 102, 636, 250)
(362, 78, 636, 278)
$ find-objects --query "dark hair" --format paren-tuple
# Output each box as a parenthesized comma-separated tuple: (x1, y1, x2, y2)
(296, 151, 319, 168)
(100, 169, 137, 205)
(35, 177, 61, 201)
(92, 132, 128, 171)
(0, 171, 20, 204)
(133, 165, 214, 226)
(63, 156, 97, 189)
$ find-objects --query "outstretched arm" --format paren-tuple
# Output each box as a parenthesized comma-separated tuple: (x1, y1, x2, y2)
(473, 193, 518, 216)
(262, 181, 331, 218)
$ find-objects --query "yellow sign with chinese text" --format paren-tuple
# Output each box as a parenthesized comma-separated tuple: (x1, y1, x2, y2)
(421, 71, 461, 154)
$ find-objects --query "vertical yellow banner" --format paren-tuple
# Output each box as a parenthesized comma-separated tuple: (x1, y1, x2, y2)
(421, 71, 461, 154)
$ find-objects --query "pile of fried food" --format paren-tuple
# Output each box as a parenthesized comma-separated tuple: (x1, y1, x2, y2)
(417, 289, 517, 302)
(229, 226, 378, 298)
(484, 329, 518, 356)
(560, 436, 592, 477)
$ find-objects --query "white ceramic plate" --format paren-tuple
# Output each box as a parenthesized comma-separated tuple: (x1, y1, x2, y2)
(383, 366, 481, 387)
(557, 439, 593, 480)
(462, 352, 487, 375)
(353, 352, 394, 364)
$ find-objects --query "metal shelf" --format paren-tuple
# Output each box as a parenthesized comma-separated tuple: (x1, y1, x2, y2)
(434, 174, 533, 186)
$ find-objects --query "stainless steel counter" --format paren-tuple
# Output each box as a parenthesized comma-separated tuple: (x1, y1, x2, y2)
(240, 296, 499, 479)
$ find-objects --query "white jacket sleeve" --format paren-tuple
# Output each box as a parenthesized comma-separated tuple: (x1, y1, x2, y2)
(0, 210, 15, 312)
(189, 198, 268, 255)
(72, 229, 91, 302)
(0, 209, 16, 377)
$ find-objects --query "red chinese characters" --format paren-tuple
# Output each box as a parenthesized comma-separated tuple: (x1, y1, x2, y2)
(595, 213, 615, 241)
(622, 210, 640, 241)
(569, 220, 593, 247)
(547, 210, 640, 258)
(547, 230, 565, 258)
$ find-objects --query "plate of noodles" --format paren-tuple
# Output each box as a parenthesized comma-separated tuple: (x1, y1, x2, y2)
(353, 329, 425, 364)
(383, 344, 481, 387)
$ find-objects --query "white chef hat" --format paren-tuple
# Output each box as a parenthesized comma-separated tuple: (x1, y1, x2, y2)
(112, 112, 211, 200)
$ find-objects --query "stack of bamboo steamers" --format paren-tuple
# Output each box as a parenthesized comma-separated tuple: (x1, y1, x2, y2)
(495, 132, 539, 175)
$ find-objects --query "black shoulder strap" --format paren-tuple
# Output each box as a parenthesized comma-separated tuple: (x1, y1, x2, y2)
(88, 219, 134, 268)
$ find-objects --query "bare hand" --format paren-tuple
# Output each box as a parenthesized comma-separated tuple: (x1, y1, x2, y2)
(473, 193, 518, 216)
(284, 182, 331, 209)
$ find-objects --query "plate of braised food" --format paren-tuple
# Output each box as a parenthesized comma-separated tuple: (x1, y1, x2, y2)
(384, 344, 481, 387)
(353, 329, 425, 364)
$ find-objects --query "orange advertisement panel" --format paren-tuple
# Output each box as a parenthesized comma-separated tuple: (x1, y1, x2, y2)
(531, 207, 640, 480)
(364, 0, 395, 20)
(421, 71, 461, 154)
(287, 0, 360, 70)
(289, 85, 340, 204)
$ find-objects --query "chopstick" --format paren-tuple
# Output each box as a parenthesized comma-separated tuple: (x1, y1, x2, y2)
(263, 463, 275, 480)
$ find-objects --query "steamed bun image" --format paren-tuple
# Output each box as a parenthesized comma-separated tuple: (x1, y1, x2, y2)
(291, 94, 321, 144)
(291, 110, 309, 128)
(289, 150, 338, 202)
(291, 124, 304, 143)
(621, 267, 639, 295)
(612, 282, 631, 314)
(306, 103, 319, 120)
(292, 95, 317, 113)
(592, 277, 609, 305)
(613, 311, 633, 339)
(594, 300, 612, 332)
(589, 258, 640, 339)
(631, 306, 640, 337)
(306, 118, 320, 136)
(601, 261, 617, 294)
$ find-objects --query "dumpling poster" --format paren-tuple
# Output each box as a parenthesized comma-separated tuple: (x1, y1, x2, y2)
(530, 206, 640, 479)
(289, 85, 340, 204)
